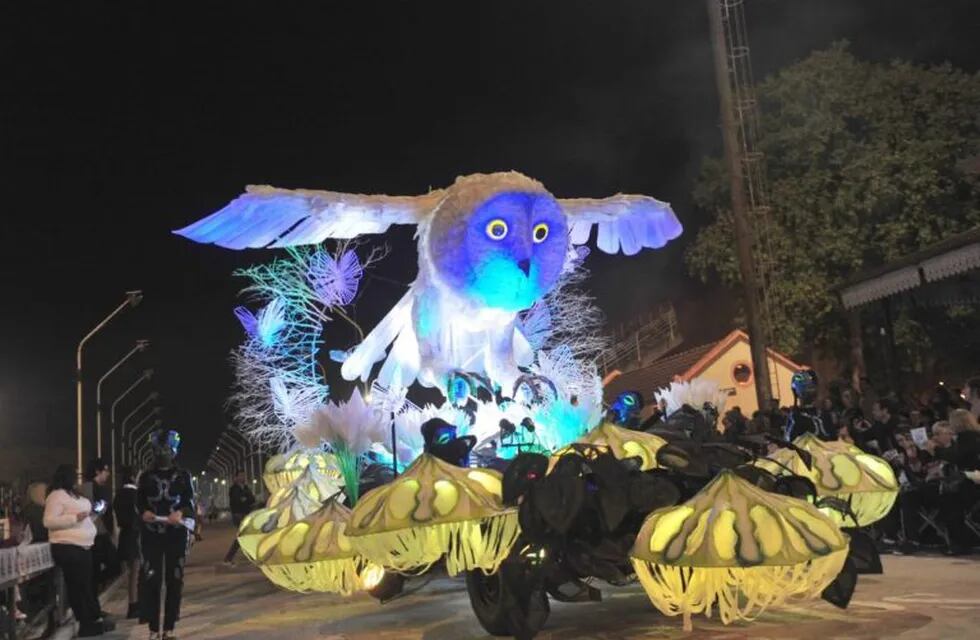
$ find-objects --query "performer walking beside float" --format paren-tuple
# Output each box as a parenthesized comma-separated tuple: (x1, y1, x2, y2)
(138, 429, 195, 640)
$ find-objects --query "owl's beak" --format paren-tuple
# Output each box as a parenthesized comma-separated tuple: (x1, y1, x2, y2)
(517, 259, 530, 276)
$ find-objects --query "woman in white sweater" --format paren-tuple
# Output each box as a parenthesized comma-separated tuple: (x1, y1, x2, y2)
(43, 464, 115, 637)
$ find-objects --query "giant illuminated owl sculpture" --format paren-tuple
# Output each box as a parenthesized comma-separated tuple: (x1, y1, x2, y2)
(176, 172, 681, 390)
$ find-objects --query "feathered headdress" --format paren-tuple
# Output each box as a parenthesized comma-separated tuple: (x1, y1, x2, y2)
(294, 389, 387, 503)
(654, 379, 728, 418)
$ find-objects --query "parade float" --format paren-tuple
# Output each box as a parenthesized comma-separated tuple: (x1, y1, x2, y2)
(176, 172, 893, 638)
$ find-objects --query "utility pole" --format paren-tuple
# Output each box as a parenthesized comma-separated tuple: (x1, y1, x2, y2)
(707, 0, 773, 410)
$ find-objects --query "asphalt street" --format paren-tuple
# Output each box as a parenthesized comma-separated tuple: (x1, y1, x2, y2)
(75, 522, 980, 639)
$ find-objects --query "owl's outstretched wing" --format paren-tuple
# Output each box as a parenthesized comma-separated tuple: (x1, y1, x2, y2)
(174, 185, 447, 249)
(560, 195, 682, 255)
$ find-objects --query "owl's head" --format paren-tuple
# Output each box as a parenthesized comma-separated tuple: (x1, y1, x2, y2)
(424, 173, 569, 312)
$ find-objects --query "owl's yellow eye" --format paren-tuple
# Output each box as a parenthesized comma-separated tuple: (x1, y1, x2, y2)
(532, 223, 549, 243)
(485, 219, 508, 240)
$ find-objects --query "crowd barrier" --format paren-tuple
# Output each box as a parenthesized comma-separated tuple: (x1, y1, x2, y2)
(0, 543, 64, 640)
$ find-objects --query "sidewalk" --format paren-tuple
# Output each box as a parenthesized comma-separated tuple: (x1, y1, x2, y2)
(53, 523, 980, 639)
(52, 524, 257, 640)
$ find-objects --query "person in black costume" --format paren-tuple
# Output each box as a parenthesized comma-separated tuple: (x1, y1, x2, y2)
(607, 391, 644, 429)
(138, 429, 195, 640)
(113, 466, 141, 619)
(222, 470, 256, 565)
(784, 370, 832, 441)
(422, 418, 477, 466)
(653, 401, 722, 444)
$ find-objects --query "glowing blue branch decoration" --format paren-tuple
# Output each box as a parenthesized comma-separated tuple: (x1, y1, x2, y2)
(229, 243, 385, 450)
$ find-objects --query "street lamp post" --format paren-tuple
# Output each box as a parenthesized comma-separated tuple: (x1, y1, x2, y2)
(255, 446, 269, 477)
(139, 443, 160, 470)
(218, 433, 248, 482)
(139, 438, 163, 469)
(109, 369, 153, 488)
(224, 430, 257, 487)
(249, 442, 260, 490)
(253, 445, 267, 487)
(213, 444, 226, 471)
(211, 449, 232, 477)
(207, 456, 223, 477)
(120, 394, 159, 465)
(128, 416, 163, 466)
(217, 444, 242, 478)
(96, 340, 149, 458)
(137, 441, 152, 469)
(212, 458, 230, 478)
(76, 290, 143, 477)
(213, 448, 235, 477)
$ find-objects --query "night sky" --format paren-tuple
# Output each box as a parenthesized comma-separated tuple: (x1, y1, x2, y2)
(2, 1, 978, 472)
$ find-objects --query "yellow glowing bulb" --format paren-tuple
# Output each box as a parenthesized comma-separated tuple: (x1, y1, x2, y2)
(360, 564, 385, 590)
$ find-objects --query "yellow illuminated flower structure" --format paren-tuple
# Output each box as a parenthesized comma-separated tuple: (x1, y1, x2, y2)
(755, 433, 898, 527)
(263, 450, 341, 493)
(551, 422, 668, 471)
(347, 454, 520, 575)
(262, 453, 288, 492)
(240, 496, 382, 595)
(266, 463, 342, 511)
(630, 470, 848, 630)
(238, 479, 324, 566)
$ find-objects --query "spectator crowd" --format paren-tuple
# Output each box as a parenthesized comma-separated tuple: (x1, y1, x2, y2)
(720, 376, 980, 555)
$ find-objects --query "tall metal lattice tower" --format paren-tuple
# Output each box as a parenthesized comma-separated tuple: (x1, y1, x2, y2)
(716, 0, 778, 348)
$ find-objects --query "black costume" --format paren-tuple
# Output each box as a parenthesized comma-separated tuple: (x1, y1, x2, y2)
(607, 391, 644, 430)
(222, 481, 256, 563)
(113, 482, 140, 563)
(79, 477, 120, 591)
(785, 407, 829, 441)
(784, 370, 833, 441)
(138, 452, 195, 634)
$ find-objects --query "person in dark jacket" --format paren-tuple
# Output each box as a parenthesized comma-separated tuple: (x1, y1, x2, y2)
(222, 470, 255, 565)
(861, 399, 900, 454)
(938, 413, 980, 553)
(948, 409, 980, 471)
(78, 458, 119, 592)
(113, 466, 141, 619)
(23, 482, 48, 543)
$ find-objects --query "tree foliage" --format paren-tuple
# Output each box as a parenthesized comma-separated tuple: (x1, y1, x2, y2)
(687, 42, 980, 358)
